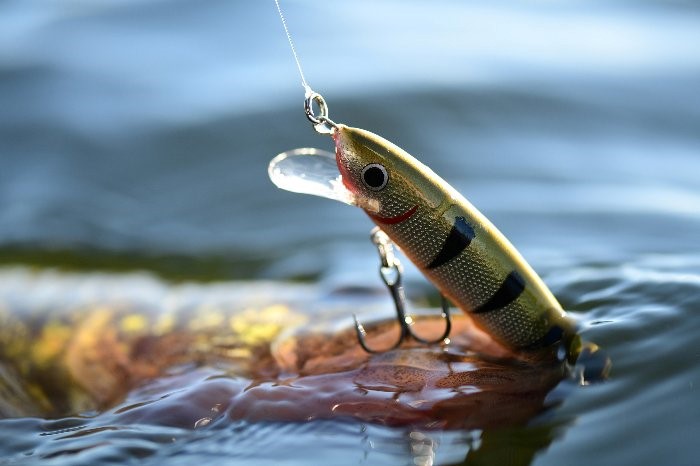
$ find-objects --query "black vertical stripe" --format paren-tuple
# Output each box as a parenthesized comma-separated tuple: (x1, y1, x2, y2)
(521, 324, 564, 350)
(472, 270, 526, 314)
(427, 216, 475, 269)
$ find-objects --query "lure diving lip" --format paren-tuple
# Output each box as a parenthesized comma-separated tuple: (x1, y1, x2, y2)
(269, 146, 382, 213)
(268, 147, 355, 206)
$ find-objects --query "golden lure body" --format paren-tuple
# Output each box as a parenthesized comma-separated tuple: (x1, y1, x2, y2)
(333, 125, 576, 351)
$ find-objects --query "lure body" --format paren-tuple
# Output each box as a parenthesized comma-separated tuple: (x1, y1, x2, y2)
(333, 125, 576, 351)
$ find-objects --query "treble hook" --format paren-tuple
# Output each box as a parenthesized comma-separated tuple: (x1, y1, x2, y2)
(354, 228, 452, 354)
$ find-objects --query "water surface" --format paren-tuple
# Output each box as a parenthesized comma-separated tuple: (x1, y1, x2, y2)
(1, 1, 699, 465)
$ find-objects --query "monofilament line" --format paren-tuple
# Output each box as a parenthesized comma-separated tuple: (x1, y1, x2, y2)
(274, 0, 311, 93)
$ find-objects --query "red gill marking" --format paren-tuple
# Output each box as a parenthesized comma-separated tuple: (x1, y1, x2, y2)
(367, 205, 418, 225)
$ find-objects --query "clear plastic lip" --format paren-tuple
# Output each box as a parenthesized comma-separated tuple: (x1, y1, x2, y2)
(268, 148, 356, 206)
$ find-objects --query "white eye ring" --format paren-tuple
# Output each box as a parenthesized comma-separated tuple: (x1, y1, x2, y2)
(361, 163, 388, 191)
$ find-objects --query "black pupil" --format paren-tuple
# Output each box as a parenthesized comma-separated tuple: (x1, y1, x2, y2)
(363, 166, 385, 188)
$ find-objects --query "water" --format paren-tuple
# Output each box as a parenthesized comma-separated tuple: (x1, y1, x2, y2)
(1, 0, 699, 464)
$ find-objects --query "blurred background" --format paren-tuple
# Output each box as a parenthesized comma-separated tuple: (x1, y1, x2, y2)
(2, 1, 700, 465)
(2, 0, 699, 284)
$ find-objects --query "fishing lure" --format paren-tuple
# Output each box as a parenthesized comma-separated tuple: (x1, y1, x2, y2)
(270, 94, 576, 356)
(269, 1, 608, 374)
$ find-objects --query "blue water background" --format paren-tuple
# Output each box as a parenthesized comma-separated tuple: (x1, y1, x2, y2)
(1, 0, 699, 465)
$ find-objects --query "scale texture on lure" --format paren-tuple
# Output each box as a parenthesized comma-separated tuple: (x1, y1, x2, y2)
(270, 123, 578, 352)
(332, 125, 576, 350)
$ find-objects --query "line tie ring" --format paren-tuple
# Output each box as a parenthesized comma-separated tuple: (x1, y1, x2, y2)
(304, 91, 337, 134)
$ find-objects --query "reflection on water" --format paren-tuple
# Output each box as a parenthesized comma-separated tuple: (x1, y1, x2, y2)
(0, 269, 572, 465)
(1, 0, 699, 465)
(1, 256, 698, 465)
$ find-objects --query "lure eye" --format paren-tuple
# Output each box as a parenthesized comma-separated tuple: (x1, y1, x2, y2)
(361, 163, 388, 191)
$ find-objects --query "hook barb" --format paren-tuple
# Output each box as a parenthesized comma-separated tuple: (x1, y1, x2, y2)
(352, 294, 452, 353)
(353, 314, 403, 354)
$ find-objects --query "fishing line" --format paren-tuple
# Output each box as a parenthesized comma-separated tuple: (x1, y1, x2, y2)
(273, 0, 337, 133)
(273, 0, 310, 93)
